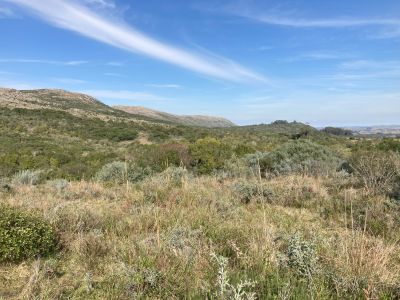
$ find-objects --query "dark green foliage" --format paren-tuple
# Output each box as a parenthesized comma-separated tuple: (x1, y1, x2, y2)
(377, 139, 400, 153)
(271, 120, 289, 125)
(322, 127, 353, 136)
(128, 143, 191, 172)
(189, 138, 232, 174)
(0, 206, 58, 263)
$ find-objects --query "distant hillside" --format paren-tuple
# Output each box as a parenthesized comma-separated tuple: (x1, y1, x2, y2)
(0, 88, 235, 128)
(347, 125, 400, 136)
(0, 88, 155, 123)
(114, 105, 235, 128)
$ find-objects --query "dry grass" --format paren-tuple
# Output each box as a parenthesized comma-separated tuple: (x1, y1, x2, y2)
(0, 173, 399, 299)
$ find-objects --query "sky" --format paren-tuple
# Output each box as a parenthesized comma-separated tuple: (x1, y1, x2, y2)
(0, 0, 399, 126)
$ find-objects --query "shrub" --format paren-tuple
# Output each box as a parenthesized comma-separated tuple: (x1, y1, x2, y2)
(233, 181, 275, 204)
(189, 138, 232, 174)
(0, 178, 12, 192)
(211, 253, 257, 300)
(322, 127, 353, 136)
(350, 151, 400, 195)
(11, 170, 42, 185)
(48, 179, 70, 194)
(160, 166, 189, 187)
(248, 140, 342, 177)
(0, 206, 58, 262)
(95, 161, 151, 184)
(280, 233, 318, 279)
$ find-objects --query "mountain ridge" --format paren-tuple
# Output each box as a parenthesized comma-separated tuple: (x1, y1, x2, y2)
(0, 87, 235, 128)
(113, 105, 235, 128)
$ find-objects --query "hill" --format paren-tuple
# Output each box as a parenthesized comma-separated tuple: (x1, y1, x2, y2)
(114, 105, 235, 128)
(347, 125, 400, 137)
(0, 86, 344, 180)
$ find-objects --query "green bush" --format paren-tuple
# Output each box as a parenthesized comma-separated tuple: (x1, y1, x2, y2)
(95, 161, 152, 184)
(322, 127, 353, 136)
(0, 178, 12, 192)
(0, 206, 58, 263)
(189, 138, 232, 174)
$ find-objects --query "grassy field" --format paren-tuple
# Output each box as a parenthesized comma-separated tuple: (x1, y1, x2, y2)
(1, 164, 399, 299)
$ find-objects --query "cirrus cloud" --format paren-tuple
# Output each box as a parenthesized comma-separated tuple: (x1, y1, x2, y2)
(7, 0, 265, 83)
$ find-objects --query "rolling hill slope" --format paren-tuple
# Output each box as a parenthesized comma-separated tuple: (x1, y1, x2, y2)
(114, 105, 235, 128)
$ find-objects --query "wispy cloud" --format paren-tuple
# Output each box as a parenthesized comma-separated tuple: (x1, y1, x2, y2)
(0, 70, 16, 75)
(106, 61, 124, 67)
(8, 0, 265, 83)
(257, 45, 273, 51)
(0, 58, 88, 66)
(243, 15, 400, 28)
(217, 3, 400, 29)
(82, 89, 168, 102)
(53, 77, 88, 84)
(340, 60, 400, 70)
(373, 27, 400, 39)
(104, 72, 123, 77)
(146, 83, 182, 89)
(84, 0, 115, 9)
(0, 6, 15, 18)
(281, 51, 353, 63)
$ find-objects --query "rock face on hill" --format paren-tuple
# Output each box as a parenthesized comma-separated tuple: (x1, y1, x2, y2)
(113, 105, 235, 128)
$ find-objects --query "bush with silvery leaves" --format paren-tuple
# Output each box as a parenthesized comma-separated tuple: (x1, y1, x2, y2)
(95, 161, 151, 184)
(11, 170, 42, 186)
(280, 233, 318, 279)
(211, 253, 257, 300)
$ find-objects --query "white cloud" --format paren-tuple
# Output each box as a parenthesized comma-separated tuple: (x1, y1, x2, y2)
(246, 15, 400, 28)
(103, 72, 123, 77)
(0, 58, 88, 66)
(8, 0, 265, 83)
(84, 0, 115, 9)
(106, 62, 124, 66)
(146, 83, 182, 89)
(218, 3, 400, 33)
(53, 77, 87, 84)
(82, 89, 168, 102)
(373, 27, 400, 39)
(340, 60, 400, 70)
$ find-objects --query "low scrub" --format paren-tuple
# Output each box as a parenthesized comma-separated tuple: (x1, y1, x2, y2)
(0, 206, 58, 263)
(11, 170, 42, 186)
(95, 161, 151, 184)
(245, 140, 342, 177)
(350, 151, 400, 195)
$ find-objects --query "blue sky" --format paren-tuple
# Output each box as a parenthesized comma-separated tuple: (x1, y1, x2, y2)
(0, 0, 399, 126)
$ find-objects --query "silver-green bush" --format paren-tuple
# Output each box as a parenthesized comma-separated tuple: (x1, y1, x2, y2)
(12, 170, 42, 186)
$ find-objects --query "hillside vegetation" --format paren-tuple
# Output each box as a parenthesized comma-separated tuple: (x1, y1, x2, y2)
(1, 88, 400, 299)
